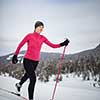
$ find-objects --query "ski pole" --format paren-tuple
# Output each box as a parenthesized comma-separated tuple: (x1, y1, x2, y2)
(50, 46, 67, 100)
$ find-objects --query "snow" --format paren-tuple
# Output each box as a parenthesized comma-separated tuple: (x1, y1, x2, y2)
(0, 75, 100, 100)
(6, 54, 24, 63)
(7, 54, 24, 60)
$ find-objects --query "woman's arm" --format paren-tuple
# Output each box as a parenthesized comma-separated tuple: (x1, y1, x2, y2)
(44, 37, 61, 48)
(43, 36, 69, 48)
(14, 34, 29, 55)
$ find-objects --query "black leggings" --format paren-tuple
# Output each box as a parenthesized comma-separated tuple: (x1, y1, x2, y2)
(19, 58, 39, 99)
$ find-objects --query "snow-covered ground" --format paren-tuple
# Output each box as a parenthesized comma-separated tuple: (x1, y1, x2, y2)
(0, 75, 100, 100)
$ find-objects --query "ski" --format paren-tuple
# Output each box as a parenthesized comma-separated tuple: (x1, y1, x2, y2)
(0, 88, 28, 100)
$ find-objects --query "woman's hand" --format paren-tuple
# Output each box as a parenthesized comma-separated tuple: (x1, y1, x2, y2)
(12, 55, 18, 64)
(60, 38, 70, 46)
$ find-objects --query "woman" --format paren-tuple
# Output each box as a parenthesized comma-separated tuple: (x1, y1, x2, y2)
(12, 21, 69, 100)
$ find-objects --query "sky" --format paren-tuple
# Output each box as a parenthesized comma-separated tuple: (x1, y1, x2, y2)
(0, 0, 100, 56)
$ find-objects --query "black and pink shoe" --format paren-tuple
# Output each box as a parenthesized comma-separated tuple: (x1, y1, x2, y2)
(15, 83, 21, 92)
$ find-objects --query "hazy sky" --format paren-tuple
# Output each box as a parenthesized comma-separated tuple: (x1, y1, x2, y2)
(0, 0, 100, 56)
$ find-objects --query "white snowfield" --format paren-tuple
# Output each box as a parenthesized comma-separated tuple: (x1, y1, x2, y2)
(0, 75, 100, 100)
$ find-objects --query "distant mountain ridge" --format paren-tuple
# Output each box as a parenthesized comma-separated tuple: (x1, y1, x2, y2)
(66, 44, 100, 61)
(0, 43, 100, 65)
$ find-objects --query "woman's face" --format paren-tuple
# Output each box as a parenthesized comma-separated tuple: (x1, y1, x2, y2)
(35, 25, 44, 33)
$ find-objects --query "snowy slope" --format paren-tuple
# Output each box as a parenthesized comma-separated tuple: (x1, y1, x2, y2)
(0, 75, 100, 100)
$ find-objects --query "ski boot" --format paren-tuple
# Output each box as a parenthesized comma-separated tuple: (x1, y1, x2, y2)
(15, 83, 21, 92)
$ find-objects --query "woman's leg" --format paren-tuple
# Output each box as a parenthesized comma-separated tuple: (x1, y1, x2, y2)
(18, 59, 30, 85)
(23, 58, 39, 100)
(19, 72, 29, 85)
(28, 71, 36, 100)
(16, 59, 29, 92)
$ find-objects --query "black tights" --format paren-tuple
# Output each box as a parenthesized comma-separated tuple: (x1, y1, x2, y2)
(19, 58, 39, 99)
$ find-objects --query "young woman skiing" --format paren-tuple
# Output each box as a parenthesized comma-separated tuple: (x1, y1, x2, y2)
(12, 21, 69, 100)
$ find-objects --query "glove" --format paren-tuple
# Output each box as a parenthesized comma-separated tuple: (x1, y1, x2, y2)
(60, 38, 70, 46)
(12, 55, 18, 64)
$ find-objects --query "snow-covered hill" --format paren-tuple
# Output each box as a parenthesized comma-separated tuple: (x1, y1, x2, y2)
(0, 75, 100, 100)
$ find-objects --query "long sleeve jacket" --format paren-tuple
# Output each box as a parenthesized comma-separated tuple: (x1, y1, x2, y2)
(15, 32, 61, 61)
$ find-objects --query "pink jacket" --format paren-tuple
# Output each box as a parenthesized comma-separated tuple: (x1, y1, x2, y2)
(15, 32, 61, 61)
